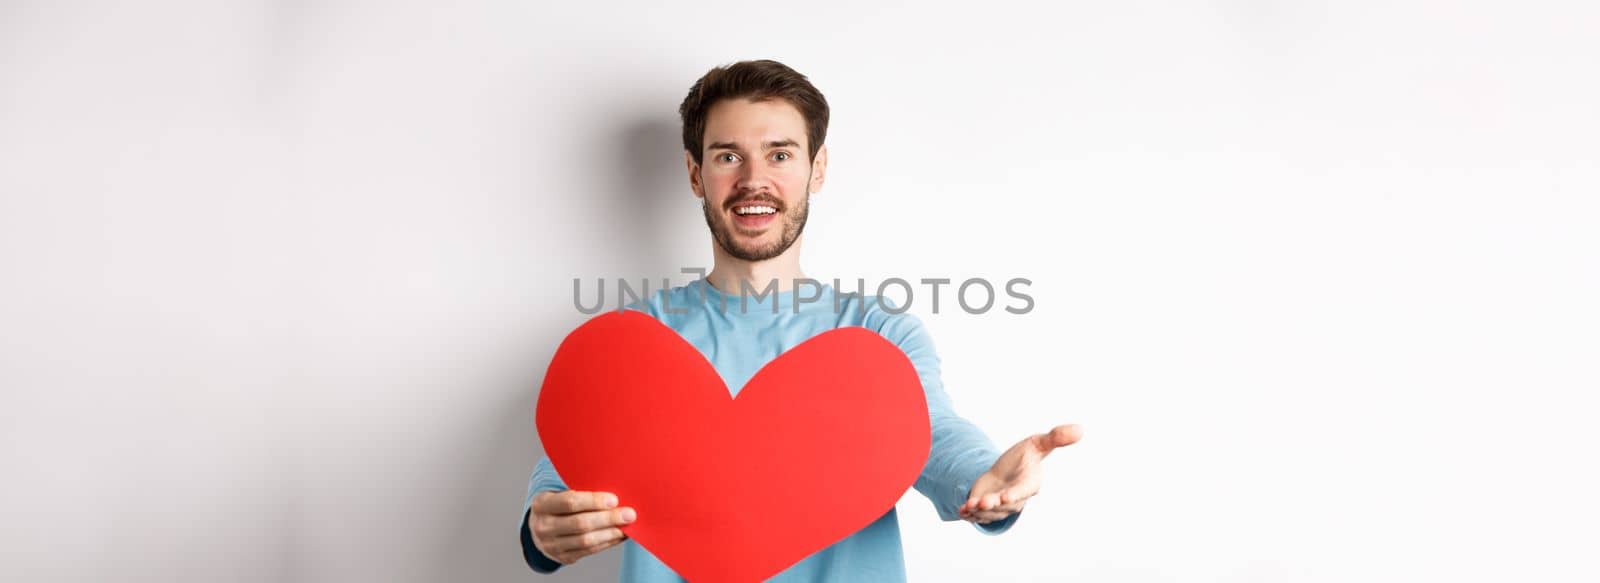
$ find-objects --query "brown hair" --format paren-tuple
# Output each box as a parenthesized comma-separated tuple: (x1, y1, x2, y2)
(678, 59, 830, 166)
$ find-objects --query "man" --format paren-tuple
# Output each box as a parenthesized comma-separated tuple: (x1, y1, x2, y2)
(520, 59, 1082, 581)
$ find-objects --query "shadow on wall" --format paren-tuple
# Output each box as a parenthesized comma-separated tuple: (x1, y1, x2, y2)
(432, 110, 688, 582)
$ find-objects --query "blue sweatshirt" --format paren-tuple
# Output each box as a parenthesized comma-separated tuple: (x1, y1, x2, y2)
(520, 277, 1019, 581)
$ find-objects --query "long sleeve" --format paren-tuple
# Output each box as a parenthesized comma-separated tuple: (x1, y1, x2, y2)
(872, 308, 1023, 535)
(519, 456, 572, 573)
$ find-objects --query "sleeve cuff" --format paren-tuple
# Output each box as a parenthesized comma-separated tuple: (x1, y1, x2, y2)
(519, 509, 565, 573)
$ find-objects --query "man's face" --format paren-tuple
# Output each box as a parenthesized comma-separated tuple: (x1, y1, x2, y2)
(688, 97, 827, 262)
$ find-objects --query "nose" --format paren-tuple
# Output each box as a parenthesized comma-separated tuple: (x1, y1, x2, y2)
(735, 157, 771, 192)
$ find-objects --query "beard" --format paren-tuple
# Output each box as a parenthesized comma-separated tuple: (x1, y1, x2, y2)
(701, 185, 811, 262)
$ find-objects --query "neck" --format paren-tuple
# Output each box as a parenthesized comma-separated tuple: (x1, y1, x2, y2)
(706, 236, 808, 294)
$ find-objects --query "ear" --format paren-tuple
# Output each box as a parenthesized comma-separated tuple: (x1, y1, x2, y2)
(809, 144, 828, 194)
(685, 149, 704, 199)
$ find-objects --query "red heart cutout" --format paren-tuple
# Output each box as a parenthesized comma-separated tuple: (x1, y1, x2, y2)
(536, 310, 932, 583)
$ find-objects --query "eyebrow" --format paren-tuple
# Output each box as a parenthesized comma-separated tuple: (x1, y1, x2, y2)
(706, 139, 800, 152)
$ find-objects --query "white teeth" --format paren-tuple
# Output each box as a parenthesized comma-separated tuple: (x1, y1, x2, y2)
(735, 205, 777, 215)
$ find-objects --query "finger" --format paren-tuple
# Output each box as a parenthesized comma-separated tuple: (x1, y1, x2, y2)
(991, 496, 1028, 515)
(1048, 424, 1083, 448)
(967, 509, 1015, 524)
(967, 497, 1025, 517)
(962, 478, 998, 513)
(959, 501, 1016, 522)
(548, 527, 623, 556)
(545, 507, 637, 536)
(964, 489, 1029, 518)
(586, 535, 627, 557)
(1026, 424, 1081, 458)
(999, 488, 1033, 507)
(961, 492, 983, 512)
(549, 527, 627, 555)
(533, 490, 618, 515)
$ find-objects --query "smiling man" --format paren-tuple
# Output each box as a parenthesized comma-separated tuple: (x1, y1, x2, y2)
(519, 59, 1082, 581)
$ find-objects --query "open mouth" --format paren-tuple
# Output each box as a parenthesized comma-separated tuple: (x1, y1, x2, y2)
(731, 203, 779, 230)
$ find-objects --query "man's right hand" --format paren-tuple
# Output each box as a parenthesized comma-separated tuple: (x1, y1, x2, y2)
(527, 490, 636, 566)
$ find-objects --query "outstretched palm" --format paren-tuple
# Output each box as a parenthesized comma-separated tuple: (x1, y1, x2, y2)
(959, 424, 1083, 524)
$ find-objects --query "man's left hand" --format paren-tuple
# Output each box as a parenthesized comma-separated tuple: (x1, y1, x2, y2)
(959, 424, 1084, 524)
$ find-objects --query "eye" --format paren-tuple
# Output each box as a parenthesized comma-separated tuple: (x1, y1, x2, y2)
(773, 151, 792, 162)
(717, 152, 740, 164)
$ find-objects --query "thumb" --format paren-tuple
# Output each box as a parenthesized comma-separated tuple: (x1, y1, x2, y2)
(1034, 424, 1083, 452)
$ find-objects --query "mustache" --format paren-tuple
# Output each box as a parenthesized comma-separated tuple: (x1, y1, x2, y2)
(725, 194, 784, 212)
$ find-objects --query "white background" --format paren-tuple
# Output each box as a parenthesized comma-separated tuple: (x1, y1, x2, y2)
(2, 1, 1597, 581)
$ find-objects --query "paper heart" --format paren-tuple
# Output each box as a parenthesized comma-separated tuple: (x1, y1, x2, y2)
(536, 310, 931, 582)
